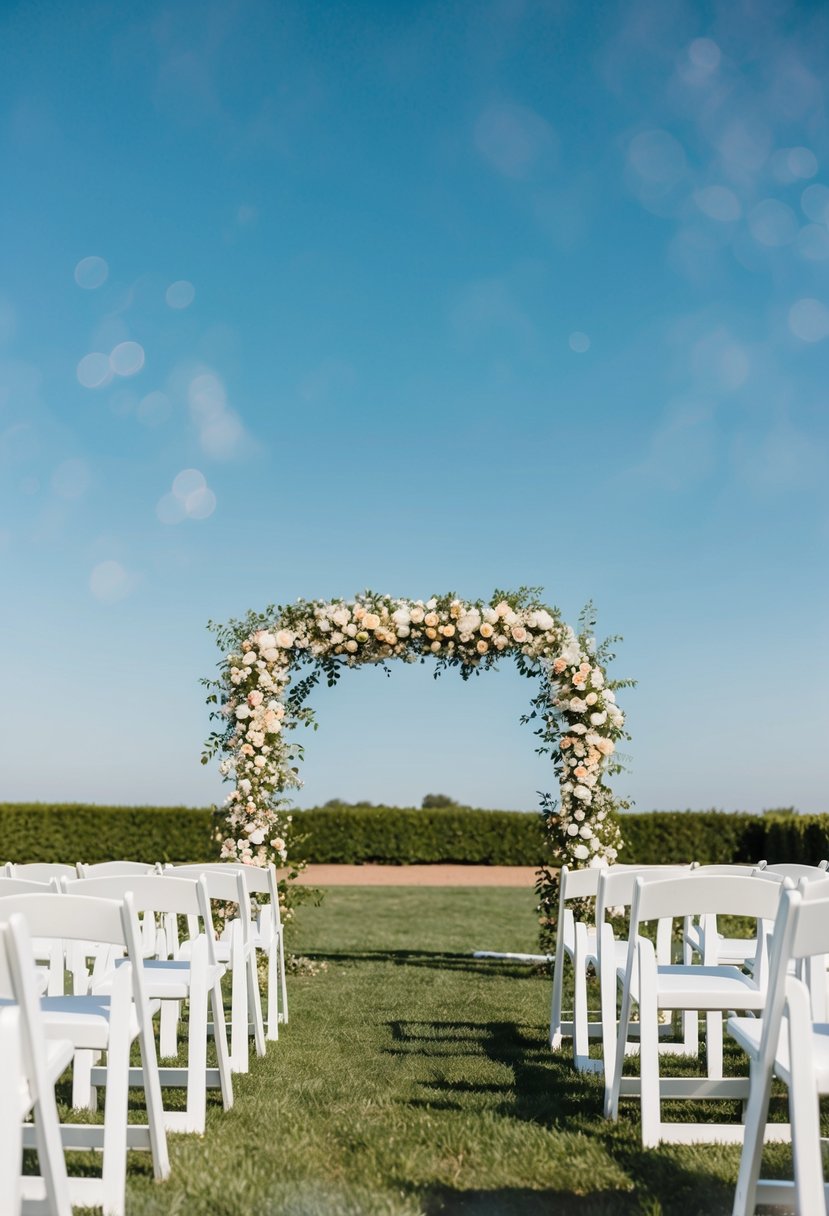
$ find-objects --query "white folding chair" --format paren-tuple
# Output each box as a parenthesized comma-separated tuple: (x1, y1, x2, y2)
(164, 866, 265, 1072)
(0, 892, 170, 1216)
(548, 864, 606, 1070)
(169, 861, 287, 1039)
(0, 879, 62, 996)
(730, 880, 829, 1214)
(76, 861, 161, 878)
(4, 864, 77, 882)
(0, 916, 74, 1216)
(596, 865, 699, 1095)
(66, 874, 233, 1133)
(682, 863, 768, 969)
(607, 872, 788, 1146)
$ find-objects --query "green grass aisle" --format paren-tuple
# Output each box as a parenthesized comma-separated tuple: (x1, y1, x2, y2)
(123, 888, 777, 1215)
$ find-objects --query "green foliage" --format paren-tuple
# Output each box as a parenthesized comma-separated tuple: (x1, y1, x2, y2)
(616, 810, 768, 865)
(0, 803, 216, 865)
(420, 793, 458, 809)
(1, 802, 823, 870)
(297, 804, 548, 866)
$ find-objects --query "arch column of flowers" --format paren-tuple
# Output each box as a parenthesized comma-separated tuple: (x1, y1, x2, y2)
(203, 589, 629, 941)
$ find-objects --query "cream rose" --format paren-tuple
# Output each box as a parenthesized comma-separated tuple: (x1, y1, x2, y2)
(479, 622, 494, 638)
(275, 630, 295, 648)
(476, 640, 489, 654)
(363, 612, 381, 630)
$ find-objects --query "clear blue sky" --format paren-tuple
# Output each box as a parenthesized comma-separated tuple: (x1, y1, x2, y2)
(1, 0, 827, 815)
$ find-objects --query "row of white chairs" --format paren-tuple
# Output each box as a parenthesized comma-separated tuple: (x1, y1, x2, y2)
(549, 859, 829, 1214)
(0, 858, 289, 1216)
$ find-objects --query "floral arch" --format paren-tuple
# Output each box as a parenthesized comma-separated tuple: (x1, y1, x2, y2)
(203, 589, 629, 939)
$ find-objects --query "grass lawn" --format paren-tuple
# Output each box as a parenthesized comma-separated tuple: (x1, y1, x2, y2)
(107, 887, 796, 1214)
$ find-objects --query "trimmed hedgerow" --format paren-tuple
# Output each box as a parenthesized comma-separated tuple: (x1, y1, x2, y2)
(0, 803, 216, 865)
(0, 802, 819, 868)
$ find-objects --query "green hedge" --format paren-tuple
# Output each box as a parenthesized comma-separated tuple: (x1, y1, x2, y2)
(0, 802, 823, 868)
(295, 805, 547, 865)
(0, 803, 215, 865)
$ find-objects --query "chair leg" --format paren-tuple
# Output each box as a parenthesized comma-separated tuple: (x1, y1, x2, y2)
(159, 999, 179, 1059)
(638, 989, 662, 1148)
(100, 994, 132, 1216)
(607, 975, 631, 1121)
(732, 1056, 774, 1216)
(266, 942, 279, 1041)
(277, 931, 288, 1025)
(71, 1049, 99, 1110)
(230, 924, 249, 1073)
(706, 1011, 723, 1079)
(210, 977, 234, 1110)
(549, 948, 565, 1050)
(248, 949, 266, 1057)
(182, 956, 208, 1133)
(787, 998, 825, 1215)
(572, 934, 590, 1071)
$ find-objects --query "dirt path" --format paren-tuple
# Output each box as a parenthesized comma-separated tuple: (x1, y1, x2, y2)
(286, 864, 539, 887)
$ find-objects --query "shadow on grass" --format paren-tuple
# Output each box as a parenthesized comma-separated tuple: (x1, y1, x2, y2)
(389, 1020, 738, 1214)
(305, 947, 542, 978)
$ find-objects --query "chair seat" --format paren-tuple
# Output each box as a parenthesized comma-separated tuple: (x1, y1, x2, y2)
(94, 957, 225, 999)
(717, 937, 757, 964)
(619, 963, 764, 1010)
(729, 1016, 829, 1089)
(40, 995, 148, 1048)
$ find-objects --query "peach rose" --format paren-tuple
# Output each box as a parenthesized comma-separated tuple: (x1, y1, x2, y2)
(409, 607, 425, 624)
(553, 658, 567, 674)
(424, 612, 439, 628)
(363, 612, 380, 630)
(479, 622, 494, 638)
(425, 627, 437, 640)
(476, 640, 489, 654)
(511, 625, 527, 643)
(430, 640, 441, 652)
(441, 624, 456, 637)
(573, 766, 588, 779)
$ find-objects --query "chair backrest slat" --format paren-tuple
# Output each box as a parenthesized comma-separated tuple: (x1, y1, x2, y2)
(0, 893, 126, 945)
(632, 873, 785, 924)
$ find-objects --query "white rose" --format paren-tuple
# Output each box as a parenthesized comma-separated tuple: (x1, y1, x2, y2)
(317, 618, 331, 632)
(263, 648, 279, 662)
(590, 711, 607, 726)
(397, 625, 410, 638)
(585, 692, 598, 706)
(570, 723, 587, 735)
(604, 690, 616, 703)
(235, 705, 251, 720)
(242, 652, 257, 667)
(331, 631, 344, 644)
(569, 697, 587, 713)
(533, 609, 556, 631)
(409, 607, 424, 624)
(391, 607, 411, 627)
(426, 598, 437, 610)
(257, 632, 277, 652)
(275, 630, 295, 648)
(591, 669, 604, 688)
(239, 779, 252, 794)
(567, 823, 579, 836)
(579, 825, 592, 838)
(482, 607, 498, 624)
(573, 784, 591, 802)
(345, 640, 358, 653)
(332, 608, 350, 627)
(572, 844, 589, 860)
(253, 755, 267, 768)
(249, 828, 266, 845)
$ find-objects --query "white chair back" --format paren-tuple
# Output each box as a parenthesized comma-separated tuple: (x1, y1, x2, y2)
(76, 861, 160, 878)
(4, 863, 77, 882)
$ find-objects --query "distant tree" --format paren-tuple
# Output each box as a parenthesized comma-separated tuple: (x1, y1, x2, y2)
(324, 798, 348, 807)
(421, 793, 457, 809)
